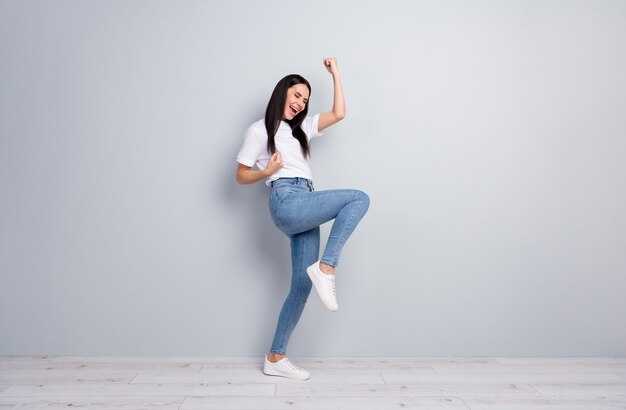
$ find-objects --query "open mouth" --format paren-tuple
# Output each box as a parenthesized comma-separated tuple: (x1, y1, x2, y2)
(290, 106, 298, 115)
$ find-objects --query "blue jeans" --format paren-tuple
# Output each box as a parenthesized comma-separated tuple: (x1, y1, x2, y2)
(267, 177, 370, 354)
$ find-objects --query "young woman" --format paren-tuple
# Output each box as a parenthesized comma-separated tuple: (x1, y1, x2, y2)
(236, 57, 370, 381)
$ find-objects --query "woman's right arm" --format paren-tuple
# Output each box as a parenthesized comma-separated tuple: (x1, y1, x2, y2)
(236, 152, 284, 184)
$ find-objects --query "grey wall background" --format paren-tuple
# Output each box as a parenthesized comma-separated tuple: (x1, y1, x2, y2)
(1, 0, 625, 356)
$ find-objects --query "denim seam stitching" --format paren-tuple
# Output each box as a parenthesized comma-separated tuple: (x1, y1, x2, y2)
(328, 195, 363, 265)
(275, 230, 310, 355)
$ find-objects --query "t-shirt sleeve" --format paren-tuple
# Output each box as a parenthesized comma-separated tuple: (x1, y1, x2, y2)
(236, 126, 262, 167)
(301, 113, 324, 141)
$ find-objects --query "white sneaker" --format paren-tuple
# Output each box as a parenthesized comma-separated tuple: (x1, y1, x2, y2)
(306, 261, 339, 311)
(263, 355, 310, 381)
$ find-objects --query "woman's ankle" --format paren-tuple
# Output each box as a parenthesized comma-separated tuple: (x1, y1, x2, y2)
(267, 353, 285, 363)
(319, 262, 335, 275)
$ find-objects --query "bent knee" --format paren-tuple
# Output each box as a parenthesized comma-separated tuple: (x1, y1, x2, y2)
(355, 190, 370, 210)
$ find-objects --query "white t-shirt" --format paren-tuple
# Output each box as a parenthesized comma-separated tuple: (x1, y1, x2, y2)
(236, 113, 324, 186)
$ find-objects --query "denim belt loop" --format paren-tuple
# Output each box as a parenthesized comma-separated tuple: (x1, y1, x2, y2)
(298, 177, 313, 191)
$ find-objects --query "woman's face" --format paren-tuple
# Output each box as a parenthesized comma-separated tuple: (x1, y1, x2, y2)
(282, 83, 309, 120)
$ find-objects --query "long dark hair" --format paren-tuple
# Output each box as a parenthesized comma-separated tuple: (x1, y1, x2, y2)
(265, 74, 311, 157)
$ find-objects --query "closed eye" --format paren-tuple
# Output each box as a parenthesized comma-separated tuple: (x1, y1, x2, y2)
(296, 92, 308, 103)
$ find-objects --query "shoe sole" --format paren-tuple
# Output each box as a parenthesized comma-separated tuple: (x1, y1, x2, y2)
(263, 368, 310, 381)
(306, 263, 339, 311)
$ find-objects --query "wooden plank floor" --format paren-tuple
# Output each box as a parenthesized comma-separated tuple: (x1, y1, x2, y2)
(1, 356, 625, 409)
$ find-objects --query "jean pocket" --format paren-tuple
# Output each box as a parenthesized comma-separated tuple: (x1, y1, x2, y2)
(273, 186, 300, 201)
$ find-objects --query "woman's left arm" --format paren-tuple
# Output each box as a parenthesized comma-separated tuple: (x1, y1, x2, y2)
(318, 57, 345, 132)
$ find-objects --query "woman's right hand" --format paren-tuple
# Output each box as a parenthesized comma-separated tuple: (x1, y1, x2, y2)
(264, 152, 284, 175)
(324, 57, 339, 75)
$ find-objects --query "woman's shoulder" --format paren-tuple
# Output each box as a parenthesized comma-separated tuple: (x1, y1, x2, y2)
(245, 118, 266, 138)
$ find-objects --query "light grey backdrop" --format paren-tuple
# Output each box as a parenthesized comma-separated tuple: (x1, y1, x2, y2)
(1, 0, 625, 356)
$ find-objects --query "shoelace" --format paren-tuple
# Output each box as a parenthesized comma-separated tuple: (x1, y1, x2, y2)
(283, 358, 304, 372)
(326, 275, 336, 296)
